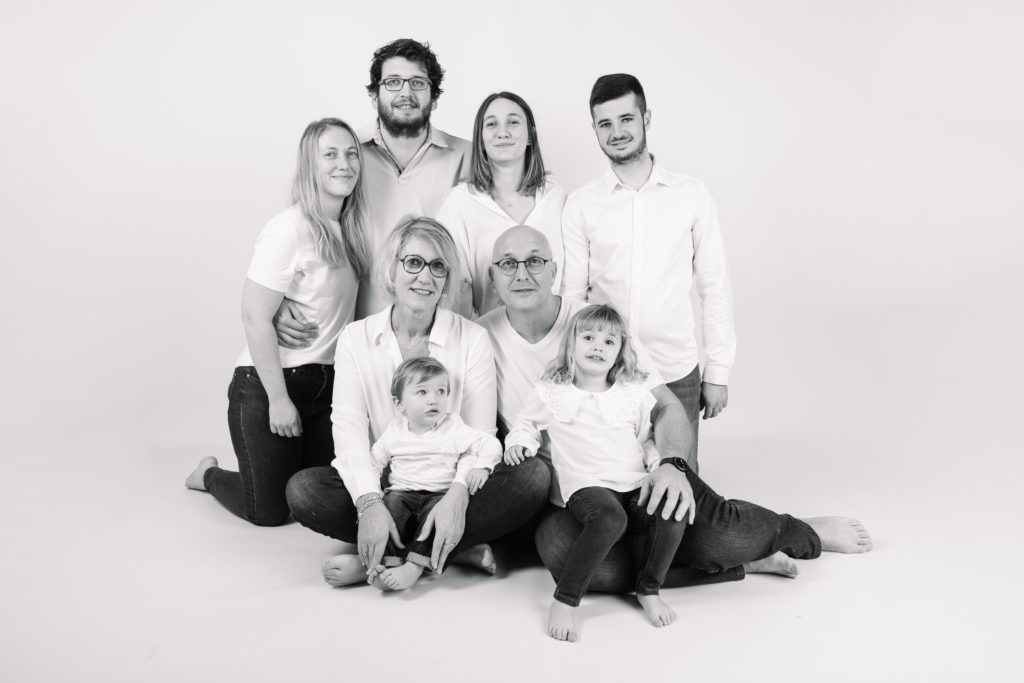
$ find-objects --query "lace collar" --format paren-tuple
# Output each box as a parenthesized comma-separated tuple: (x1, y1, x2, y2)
(536, 381, 646, 430)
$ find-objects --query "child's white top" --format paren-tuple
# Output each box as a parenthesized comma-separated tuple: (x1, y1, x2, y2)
(506, 380, 659, 505)
(370, 413, 502, 493)
(236, 205, 358, 368)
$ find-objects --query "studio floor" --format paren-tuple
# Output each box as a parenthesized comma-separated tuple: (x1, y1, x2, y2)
(3, 382, 1020, 682)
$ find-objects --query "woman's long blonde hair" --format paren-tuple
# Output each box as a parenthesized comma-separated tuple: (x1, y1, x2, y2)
(292, 118, 370, 279)
(544, 305, 647, 386)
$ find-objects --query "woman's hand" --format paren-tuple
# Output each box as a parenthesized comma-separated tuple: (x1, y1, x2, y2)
(357, 499, 403, 571)
(269, 397, 302, 438)
(417, 484, 469, 572)
(503, 445, 533, 466)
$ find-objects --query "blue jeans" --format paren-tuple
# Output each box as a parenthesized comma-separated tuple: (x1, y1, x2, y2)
(204, 364, 335, 526)
(286, 458, 551, 563)
(382, 490, 444, 567)
(536, 460, 820, 594)
(554, 487, 687, 606)
(665, 364, 701, 470)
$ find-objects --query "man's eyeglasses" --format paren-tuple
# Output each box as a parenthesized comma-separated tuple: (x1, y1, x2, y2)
(399, 255, 449, 278)
(492, 256, 551, 276)
(381, 77, 431, 92)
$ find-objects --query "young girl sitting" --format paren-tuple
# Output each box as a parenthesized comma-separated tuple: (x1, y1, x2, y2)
(504, 304, 686, 641)
(323, 357, 502, 591)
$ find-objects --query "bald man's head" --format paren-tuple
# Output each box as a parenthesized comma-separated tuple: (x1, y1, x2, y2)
(488, 224, 558, 311)
(491, 225, 552, 263)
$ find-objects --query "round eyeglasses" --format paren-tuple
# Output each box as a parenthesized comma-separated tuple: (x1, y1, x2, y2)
(492, 256, 551, 276)
(381, 77, 431, 92)
(399, 255, 449, 278)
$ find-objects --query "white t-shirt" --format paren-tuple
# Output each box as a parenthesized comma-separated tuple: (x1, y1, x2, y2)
(437, 180, 567, 317)
(236, 205, 358, 368)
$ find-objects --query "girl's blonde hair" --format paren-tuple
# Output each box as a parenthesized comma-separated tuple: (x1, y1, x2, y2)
(292, 118, 370, 279)
(543, 304, 647, 385)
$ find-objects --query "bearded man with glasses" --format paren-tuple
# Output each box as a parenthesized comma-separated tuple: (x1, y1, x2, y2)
(275, 38, 471, 347)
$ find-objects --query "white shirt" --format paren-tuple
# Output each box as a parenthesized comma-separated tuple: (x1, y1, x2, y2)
(237, 205, 358, 367)
(332, 306, 497, 500)
(369, 414, 502, 492)
(436, 180, 566, 317)
(356, 124, 471, 319)
(561, 162, 736, 384)
(506, 381, 658, 505)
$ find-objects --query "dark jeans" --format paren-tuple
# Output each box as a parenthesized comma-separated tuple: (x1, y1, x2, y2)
(286, 458, 551, 566)
(204, 364, 335, 526)
(382, 489, 444, 567)
(555, 487, 687, 607)
(536, 460, 821, 594)
(665, 364, 701, 470)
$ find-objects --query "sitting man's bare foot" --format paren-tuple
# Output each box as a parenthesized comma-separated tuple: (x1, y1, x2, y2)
(321, 555, 368, 588)
(548, 600, 578, 642)
(744, 551, 799, 578)
(185, 457, 218, 491)
(379, 562, 424, 591)
(448, 543, 497, 575)
(636, 594, 677, 627)
(804, 516, 874, 553)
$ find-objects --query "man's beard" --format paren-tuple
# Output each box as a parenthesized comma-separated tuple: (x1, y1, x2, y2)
(603, 128, 647, 164)
(378, 99, 430, 138)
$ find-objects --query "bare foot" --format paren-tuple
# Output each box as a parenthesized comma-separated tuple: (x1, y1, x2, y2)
(744, 551, 799, 578)
(636, 594, 677, 627)
(803, 516, 874, 553)
(379, 562, 424, 591)
(321, 555, 367, 587)
(185, 457, 218, 491)
(449, 543, 497, 575)
(548, 600, 578, 642)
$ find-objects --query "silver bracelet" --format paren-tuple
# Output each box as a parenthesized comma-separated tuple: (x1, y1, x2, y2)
(356, 494, 383, 521)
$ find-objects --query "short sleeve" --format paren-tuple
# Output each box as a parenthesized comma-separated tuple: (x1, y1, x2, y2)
(246, 212, 300, 292)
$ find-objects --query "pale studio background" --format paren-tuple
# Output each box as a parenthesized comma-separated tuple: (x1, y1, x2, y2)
(1, 0, 1022, 680)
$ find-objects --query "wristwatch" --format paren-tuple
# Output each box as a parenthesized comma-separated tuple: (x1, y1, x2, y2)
(659, 457, 690, 473)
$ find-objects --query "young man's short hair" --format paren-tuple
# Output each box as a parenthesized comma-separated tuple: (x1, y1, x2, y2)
(589, 73, 646, 113)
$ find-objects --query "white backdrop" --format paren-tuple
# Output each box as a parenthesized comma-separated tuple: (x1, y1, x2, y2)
(1, 1, 1022, 678)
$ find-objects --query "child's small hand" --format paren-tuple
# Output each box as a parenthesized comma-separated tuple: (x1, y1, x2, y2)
(465, 468, 490, 495)
(503, 445, 533, 466)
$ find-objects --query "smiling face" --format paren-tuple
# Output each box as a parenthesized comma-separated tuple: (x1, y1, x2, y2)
(573, 325, 623, 380)
(393, 235, 448, 312)
(481, 97, 529, 166)
(316, 126, 360, 202)
(591, 93, 650, 164)
(372, 56, 436, 137)
(396, 373, 450, 432)
(489, 226, 557, 313)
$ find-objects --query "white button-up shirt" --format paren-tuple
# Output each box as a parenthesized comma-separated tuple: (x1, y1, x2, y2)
(332, 306, 497, 500)
(560, 162, 736, 385)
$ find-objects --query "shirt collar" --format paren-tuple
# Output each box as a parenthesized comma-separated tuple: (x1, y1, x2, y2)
(601, 155, 670, 193)
(372, 305, 452, 349)
(360, 121, 449, 150)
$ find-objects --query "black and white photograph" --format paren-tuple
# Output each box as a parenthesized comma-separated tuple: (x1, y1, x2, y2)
(2, 0, 1020, 680)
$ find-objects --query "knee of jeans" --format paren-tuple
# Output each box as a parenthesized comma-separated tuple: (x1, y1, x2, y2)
(248, 505, 290, 527)
(285, 468, 321, 517)
(516, 457, 552, 500)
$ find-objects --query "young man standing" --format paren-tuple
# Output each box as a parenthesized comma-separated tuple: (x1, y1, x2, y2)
(560, 73, 736, 468)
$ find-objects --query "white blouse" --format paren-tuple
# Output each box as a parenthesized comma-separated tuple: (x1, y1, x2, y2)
(506, 380, 659, 505)
(332, 306, 497, 500)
